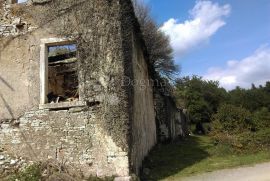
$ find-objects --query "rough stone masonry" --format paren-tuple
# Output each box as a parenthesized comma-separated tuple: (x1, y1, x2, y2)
(0, 0, 188, 179)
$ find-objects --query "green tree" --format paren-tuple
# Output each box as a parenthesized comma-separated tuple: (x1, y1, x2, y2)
(228, 83, 270, 112)
(175, 76, 227, 124)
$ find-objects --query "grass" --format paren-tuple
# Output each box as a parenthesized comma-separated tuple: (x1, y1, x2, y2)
(3, 163, 115, 181)
(141, 135, 270, 181)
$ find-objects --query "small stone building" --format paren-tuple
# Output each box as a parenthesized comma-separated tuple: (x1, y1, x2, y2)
(0, 0, 188, 179)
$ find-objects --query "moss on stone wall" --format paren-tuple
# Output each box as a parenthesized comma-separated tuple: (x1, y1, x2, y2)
(6, 0, 132, 150)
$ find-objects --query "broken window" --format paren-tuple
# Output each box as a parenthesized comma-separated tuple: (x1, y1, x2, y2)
(11, 0, 27, 3)
(47, 44, 79, 103)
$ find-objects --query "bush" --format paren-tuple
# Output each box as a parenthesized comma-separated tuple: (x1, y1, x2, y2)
(210, 104, 270, 152)
(252, 107, 270, 129)
(239, 129, 270, 149)
(8, 164, 41, 181)
(211, 104, 254, 134)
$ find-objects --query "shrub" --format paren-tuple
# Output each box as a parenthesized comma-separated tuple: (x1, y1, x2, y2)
(211, 104, 254, 134)
(8, 164, 41, 181)
(210, 104, 270, 152)
(5, 162, 116, 181)
(252, 107, 270, 129)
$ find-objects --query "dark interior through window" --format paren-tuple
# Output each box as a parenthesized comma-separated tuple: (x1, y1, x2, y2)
(47, 44, 79, 103)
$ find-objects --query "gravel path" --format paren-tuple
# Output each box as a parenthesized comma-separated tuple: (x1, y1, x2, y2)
(181, 162, 270, 181)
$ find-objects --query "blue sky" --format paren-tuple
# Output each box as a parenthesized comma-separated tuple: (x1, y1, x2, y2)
(143, 0, 270, 89)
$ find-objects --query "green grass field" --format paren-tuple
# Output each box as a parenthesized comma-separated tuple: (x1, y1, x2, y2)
(141, 135, 270, 181)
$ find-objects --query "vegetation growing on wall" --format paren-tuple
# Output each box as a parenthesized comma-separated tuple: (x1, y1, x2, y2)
(5, 162, 115, 181)
(27, 0, 132, 150)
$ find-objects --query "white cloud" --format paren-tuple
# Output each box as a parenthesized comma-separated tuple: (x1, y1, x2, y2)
(160, 0, 231, 57)
(204, 45, 270, 90)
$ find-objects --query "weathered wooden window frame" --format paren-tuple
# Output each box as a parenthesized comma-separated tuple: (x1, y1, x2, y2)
(39, 38, 86, 109)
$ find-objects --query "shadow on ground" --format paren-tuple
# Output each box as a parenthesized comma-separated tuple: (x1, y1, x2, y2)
(140, 136, 209, 181)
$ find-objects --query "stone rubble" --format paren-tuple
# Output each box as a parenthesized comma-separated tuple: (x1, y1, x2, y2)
(0, 1, 37, 36)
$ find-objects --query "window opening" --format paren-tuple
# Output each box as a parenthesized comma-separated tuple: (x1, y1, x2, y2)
(12, 0, 27, 4)
(47, 44, 79, 103)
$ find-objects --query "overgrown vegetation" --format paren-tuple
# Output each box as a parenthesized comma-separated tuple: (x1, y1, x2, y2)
(211, 104, 270, 152)
(7, 164, 41, 181)
(4, 162, 115, 181)
(175, 76, 227, 124)
(175, 76, 270, 152)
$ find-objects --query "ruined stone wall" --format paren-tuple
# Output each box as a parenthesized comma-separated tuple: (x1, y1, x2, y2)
(0, 0, 162, 178)
(165, 98, 189, 139)
(0, 0, 134, 178)
(129, 31, 156, 174)
(118, 0, 157, 174)
(0, 109, 129, 177)
(0, 0, 35, 37)
(154, 90, 189, 142)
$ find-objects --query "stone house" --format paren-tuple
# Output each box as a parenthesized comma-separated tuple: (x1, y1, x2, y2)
(0, 0, 188, 179)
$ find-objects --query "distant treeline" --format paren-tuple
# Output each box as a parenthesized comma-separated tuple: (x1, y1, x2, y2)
(175, 76, 270, 152)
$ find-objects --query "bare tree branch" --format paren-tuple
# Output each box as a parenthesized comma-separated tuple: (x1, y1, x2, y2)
(133, 0, 180, 80)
